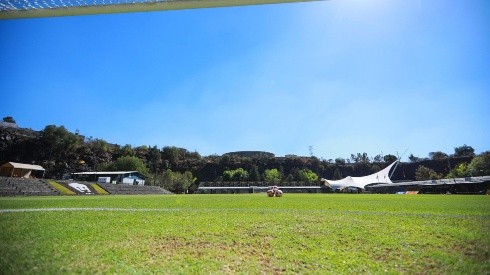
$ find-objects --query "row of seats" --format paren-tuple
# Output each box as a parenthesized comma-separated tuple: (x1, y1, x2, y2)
(0, 177, 172, 196)
(0, 177, 61, 196)
(98, 183, 172, 195)
(199, 181, 320, 187)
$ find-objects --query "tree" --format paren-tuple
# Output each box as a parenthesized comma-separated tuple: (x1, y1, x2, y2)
(147, 145, 162, 174)
(233, 168, 248, 181)
(428, 151, 448, 161)
(36, 125, 85, 178)
(446, 163, 470, 178)
(468, 151, 490, 176)
(408, 154, 420, 163)
(453, 144, 475, 157)
(372, 154, 383, 163)
(134, 145, 149, 163)
(80, 138, 112, 171)
(222, 168, 248, 181)
(296, 169, 318, 183)
(249, 165, 261, 181)
(2, 116, 16, 123)
(351, 153, 370, 164)
(161, 146, 180, 167)
(162, 169, 195, 193)
(92, 139, 112, 159)
(383, 154, 398, 163)
(335, 158, 346, 165)
(222, 170, 234, 181)
(415, 165, 440, 180)
(101, 156, 148, 174)
(40, 125, 81, 166)
(264, 168, 282, 183)
(333, 168, 342, 180)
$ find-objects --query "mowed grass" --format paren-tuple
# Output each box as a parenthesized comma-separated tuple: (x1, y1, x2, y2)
(0, 194, 489, 274)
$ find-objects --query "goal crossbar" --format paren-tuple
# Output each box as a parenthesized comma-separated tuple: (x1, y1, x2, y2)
(0, 0, 323, 19)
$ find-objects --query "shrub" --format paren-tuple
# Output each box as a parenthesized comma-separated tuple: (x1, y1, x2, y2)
(415, 166, 440, 180)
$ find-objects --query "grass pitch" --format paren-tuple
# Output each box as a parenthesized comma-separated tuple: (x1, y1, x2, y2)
(0, 194, 489, 274)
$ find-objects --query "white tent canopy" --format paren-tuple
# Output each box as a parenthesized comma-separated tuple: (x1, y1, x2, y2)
(324, 161, 398, 190)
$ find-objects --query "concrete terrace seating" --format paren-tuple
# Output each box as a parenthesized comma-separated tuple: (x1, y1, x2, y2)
(199, 181, 318, 188)
(98, 183, 172, 195)
(0, 177, 172, 196)
(0, 177, 61, 196)
(0, 177, 19, 196)
(197, 181, 327, 194)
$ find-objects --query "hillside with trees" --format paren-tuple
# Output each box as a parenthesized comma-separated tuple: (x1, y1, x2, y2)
(1, 117, 488, 193)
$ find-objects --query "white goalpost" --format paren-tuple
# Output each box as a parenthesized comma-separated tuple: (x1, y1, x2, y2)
(0, 0, 323, 19)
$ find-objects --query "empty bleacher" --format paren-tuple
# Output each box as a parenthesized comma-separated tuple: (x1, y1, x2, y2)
(0, 177, 172, 196)
(0, 177, 61, 196)
(98, 183, 172, 195)
(197, 181, 327, 194)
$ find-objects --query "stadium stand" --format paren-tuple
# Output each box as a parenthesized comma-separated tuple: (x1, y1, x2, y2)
(0, 177, 172, 196)
(0, 177, 61, 196)
(197, 181, 326, 194)
(366, 176, 490, 194)
(97, 183, 172, 195)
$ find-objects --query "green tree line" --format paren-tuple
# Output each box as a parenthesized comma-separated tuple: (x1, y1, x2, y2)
(1, 119, 489, 191)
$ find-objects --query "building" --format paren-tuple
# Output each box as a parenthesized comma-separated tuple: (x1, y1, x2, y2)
(71, 171, 146, 185)
(366, 176, 490, 194)
(0, 162, 45, 178)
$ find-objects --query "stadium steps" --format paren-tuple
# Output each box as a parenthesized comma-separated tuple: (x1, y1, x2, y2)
(0, 177, 171, 196)
(97, 183, 172, 195)
(0, 177, 61, 196)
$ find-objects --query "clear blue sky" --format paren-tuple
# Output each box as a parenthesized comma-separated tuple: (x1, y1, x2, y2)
(1, 0, 489, 160)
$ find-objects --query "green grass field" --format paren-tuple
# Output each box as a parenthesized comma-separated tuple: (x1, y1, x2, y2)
(0, 194, 489, 274)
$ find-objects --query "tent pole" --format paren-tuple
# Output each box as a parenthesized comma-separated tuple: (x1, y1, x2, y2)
(389, 161, 400, 179)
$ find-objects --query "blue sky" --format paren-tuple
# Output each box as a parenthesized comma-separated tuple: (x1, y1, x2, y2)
(1, 0, 489, 160)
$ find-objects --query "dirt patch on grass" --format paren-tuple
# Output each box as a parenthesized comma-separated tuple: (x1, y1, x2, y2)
(452, 239, 490, 263)
(147, 236, 284, 273)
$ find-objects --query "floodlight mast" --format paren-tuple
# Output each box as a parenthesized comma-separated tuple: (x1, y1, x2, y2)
(0, 0, 325, 20)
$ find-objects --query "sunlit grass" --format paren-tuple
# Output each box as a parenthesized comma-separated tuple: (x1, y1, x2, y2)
(0, 194, 489, 274)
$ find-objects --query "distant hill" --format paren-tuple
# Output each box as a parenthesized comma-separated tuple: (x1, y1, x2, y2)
(0, 122, 483, 187)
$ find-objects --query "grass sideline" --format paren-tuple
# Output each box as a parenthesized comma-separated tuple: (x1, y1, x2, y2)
(0, 194, 489, 274)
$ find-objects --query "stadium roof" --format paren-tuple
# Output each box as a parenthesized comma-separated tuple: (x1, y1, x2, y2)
(72, 171, 141, 175)
(368, 176, 490, 188)
(1, 162, 45, 171)
(324, 161, 399, 190)
(0, 0, 324, 19)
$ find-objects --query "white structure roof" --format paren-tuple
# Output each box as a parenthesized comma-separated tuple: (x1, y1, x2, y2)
(325, 161, 398, 190)
(72, 171, 140, 175)
(1, 162, 45, 171)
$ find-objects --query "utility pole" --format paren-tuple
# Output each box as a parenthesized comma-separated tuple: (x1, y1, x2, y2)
(309, 146, 314, 157)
